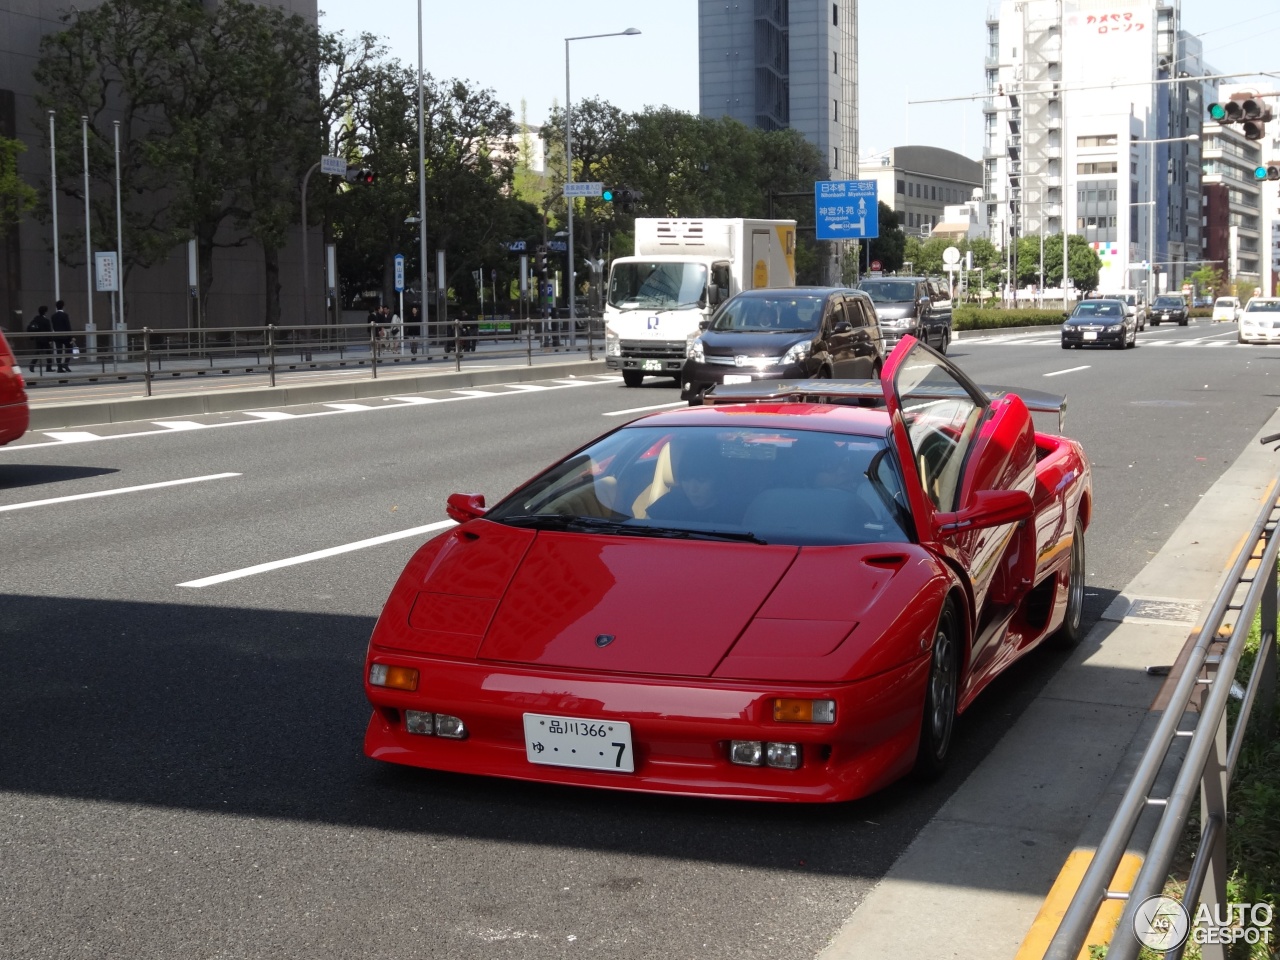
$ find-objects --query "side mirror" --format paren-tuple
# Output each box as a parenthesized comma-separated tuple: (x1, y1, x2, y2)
(698, 318, 711, 331)
(936, 489, 1033, 534)
(1062, 312, 1070, 319)
(446, 492, 487, 524)
(831, 320, 853, 334)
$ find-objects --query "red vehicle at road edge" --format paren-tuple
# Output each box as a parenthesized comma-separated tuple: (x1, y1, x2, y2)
(0, 330, 30, 446)
(362, 336, 1092, 802)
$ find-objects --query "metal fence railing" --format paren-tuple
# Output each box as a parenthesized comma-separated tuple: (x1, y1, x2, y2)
(1043, 434, 1280, 960)
(6, 317, 602, 395)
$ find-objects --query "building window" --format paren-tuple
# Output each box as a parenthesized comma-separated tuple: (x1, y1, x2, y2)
(833, 99, 839, 122)
(1077, 161, 1118, 174)
(834, 52, 838, 73)
(833, 3, 838, 26)
(931, 185, 937, 200)
(833, 147, 838, 170)
(897, 179, 905, 194)
(1077, 135, 1118, 148)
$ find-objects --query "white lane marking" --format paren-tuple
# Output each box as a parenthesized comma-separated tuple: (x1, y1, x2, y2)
(1043, 365, 1090, 377)
(452, 389, 502, 398)
(502, 383, 550, 392)
(155, 421, 207, 431)
(178, 519, 456, 588)
(0, 473, 241, 514)
(603, 401, 686, 417)
(243, 411, 298, 420)
(6, 378, 616, 452)
(324, 402, 376, 411)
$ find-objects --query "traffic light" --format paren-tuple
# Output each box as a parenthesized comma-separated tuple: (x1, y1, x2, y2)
(345, 166, 376, 185)
(1255, 163, 1280, 182)
(615, 187, 643, 212)
(1208, 91, 1273, 141)
(602, 188, 614, 203)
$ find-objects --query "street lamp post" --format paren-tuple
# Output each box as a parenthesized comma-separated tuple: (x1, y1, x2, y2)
(417, 0, 429, 333)
(565, 28, 639, 332)
(1133, 134, 1198, 304)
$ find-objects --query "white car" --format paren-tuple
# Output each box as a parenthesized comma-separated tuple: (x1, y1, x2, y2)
(1212, 297, 1241, 322)
(1238, 298, 1280, 344)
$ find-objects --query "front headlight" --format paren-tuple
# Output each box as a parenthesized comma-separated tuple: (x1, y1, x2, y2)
(782, 341, 811, 364)
(605, 331, 621, 357)
(688, 335, 704, 362)
(1105, 323, 1123, 331)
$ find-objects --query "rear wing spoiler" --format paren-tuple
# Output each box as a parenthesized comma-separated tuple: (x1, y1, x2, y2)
(705, 379, 1068, 434)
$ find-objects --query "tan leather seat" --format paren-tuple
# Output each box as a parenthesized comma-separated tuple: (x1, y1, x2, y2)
(631, 442, 674, 518)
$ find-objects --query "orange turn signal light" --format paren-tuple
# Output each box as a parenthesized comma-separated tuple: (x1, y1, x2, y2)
(368, 663, 420, 691)
(772, 698, 836, 724)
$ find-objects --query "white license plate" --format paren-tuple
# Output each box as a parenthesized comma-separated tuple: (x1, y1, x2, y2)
(1083, 332, 1098, 340)
(523, 713, 634, 773)
(642, 359, 663, 371)
(1162, 314, 1171, 319)
(722, 374, 752, 385)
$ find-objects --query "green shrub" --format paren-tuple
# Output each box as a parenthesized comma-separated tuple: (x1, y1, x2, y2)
(953, 306, 1066, 331)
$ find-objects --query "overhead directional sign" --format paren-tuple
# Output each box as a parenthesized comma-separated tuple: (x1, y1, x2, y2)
(815, 180, 879, 240)
(563, 181, 604, 198)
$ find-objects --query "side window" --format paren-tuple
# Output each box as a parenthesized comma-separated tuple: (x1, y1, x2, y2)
(845, 297, 866, 327)
(828, 298, 848, 330)
(893, 344, 986, 511)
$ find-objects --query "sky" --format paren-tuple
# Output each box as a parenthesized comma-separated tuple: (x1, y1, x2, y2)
(317, 1, 1280, 163)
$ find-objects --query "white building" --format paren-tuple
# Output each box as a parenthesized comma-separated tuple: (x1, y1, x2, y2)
(983, 0, 1203, 295)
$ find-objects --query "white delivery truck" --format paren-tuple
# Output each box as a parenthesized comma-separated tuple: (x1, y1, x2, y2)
(604, 217, 797, 387)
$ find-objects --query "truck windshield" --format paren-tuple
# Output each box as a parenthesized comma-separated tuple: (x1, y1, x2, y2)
(609, 262, 708, 310)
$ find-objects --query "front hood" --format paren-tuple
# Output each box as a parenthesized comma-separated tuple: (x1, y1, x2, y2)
(700, 331, 810, 357)
(1064, 316, 1121, 327)
(871, 302, 914, 321)
(381, 521, 951, 682)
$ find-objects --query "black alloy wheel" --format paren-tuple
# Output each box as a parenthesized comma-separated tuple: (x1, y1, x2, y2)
(914, 601, 961, 779)
(1050, 517, 1087, 648)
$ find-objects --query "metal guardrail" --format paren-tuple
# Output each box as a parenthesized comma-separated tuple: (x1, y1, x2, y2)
(6, 318, 602, 396)
(1044, 435, 1280, 960)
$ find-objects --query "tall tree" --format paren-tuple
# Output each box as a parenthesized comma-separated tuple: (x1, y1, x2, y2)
(0, 137, 38, 237)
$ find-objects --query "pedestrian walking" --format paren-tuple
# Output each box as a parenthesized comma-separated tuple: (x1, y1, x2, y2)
(51, 299, 74, 373)
(26, 305, 53, 374)
(463, 309, 479, 353)
(405, 303, 423, 356)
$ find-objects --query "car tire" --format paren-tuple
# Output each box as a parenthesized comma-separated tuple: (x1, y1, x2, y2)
(1049, 517, 1086, 649)
(1178, 319, 1188, 326)
(1127, 325, 1137, 348)
(914, 600, 961, 780)
(622, 370, 644, 388)
(1061, 341, 1071, 350)
(872, 361, 883, 380)
(1151, 319, 1160, 326)
(939, 330, 950, 355)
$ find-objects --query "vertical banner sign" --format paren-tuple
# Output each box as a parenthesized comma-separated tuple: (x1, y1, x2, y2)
(814, 180, 879, 240)
(187, 239, 198, 297)
(326, 244, 337, 296)
(94, 251, 120, 292)
(394, 254, 405, 293)
(520, 254, 529, 295)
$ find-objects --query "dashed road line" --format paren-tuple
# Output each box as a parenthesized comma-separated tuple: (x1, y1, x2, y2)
(0, 473, 241, 513)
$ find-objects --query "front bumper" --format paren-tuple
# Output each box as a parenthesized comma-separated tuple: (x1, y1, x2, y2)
(1239, 323, 1280, 344)
(679, 358, 808, 401)
(606, 339, 688, 376)
(1061, 326, 1126, 347)
(363, 654, 927, 803)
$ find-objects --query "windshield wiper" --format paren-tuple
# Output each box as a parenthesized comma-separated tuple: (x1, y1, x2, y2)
(496, 514, 766, 543)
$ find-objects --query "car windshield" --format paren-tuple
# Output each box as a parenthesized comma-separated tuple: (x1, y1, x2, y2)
(857, 280, 916, 303)
(1245, 300, 1280, 312)
(608, 262, 708, 310)
(1072, 302, 1123, 318)
(1153, 297, 1184, 308)
(1215, 299, 1238, 307)
(709, 295, 825, 334)
(484, 424, 912, 546)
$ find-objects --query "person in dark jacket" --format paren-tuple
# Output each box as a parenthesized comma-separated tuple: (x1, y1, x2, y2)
(26, 305, 53, 374)
(51, 299, 74, 373)
(405, 303, 423, 355)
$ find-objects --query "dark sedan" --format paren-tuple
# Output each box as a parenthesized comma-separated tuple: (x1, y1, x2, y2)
(680, 288, 884, 403)
(1149, 295, 1189, 326)
(1061, 298, 1136, 349)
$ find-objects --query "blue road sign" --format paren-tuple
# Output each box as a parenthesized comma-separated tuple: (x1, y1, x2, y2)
(815, 180, 879, 240)
(394, 254, 405, 292)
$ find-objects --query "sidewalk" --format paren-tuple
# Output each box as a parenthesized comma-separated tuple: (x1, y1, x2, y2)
(817, 408, 1280, 959)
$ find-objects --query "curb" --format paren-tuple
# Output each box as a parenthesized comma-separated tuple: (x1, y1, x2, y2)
(954, 325, 1060, 339)
(26, 359, 610, 431)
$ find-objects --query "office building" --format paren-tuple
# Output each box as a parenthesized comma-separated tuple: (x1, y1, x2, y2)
(699, 0, 858, 177)
(983, 0, 1204, 295)
(1, 0, 319, 333)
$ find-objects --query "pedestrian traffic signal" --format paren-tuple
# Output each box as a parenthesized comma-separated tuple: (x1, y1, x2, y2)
(1255, 163, 1280, 181)
(345, 166, 376, 185)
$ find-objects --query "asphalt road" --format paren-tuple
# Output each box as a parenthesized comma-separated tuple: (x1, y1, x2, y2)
(1, 320, 1274, 960)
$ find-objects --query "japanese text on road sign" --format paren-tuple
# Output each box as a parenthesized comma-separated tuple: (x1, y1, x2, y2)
(815, 180, 879, 240)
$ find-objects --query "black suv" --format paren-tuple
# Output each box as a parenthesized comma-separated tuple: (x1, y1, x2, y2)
(855, 276, 953, 354)
(680, 287, 885, 403)
(1149, 295, 1189, 326)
